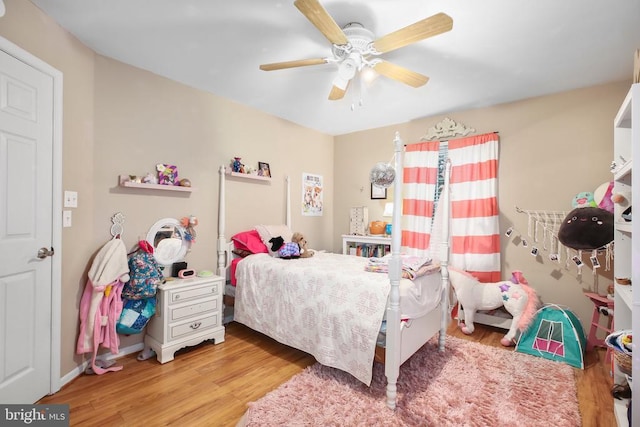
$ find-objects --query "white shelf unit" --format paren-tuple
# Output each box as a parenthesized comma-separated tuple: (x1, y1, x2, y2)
(612, 83, 639, 427)
(342, 234, 391, 257)
(118, 175, 193, 192)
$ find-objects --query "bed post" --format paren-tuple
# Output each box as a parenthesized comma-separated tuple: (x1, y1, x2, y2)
(438, 159, 452, 351)
(285, 175, 291, 229)
(385, 132, 404, 410)
(217, 165, 227, 277)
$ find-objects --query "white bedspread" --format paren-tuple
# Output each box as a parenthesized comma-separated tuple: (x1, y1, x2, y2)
(234, 252, 441, 385)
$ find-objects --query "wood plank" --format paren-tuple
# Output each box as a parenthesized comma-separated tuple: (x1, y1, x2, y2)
(39, 321, 616, 426)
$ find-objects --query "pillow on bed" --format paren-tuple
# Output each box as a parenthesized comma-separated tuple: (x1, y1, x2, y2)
(255, 224, 293, 256)
(231, 230, 268, 254)
(232, 248, 253, 258)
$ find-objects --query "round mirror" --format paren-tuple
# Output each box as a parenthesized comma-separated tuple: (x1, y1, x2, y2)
(146, 218, 190, 266)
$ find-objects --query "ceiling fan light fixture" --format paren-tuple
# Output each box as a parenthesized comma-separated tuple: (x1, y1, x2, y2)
(337, 56, 359, 81)
(360, 66, 377, 84)
(260, 1, 453, 102)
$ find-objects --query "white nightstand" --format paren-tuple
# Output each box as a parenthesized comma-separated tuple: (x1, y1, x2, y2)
(142, 274, 225, 363)
(342, 234, 391, 257)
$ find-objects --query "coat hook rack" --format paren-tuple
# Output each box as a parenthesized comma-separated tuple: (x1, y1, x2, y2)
(111, 212, 125, 239)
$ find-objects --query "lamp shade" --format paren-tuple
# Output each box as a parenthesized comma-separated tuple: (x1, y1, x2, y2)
(383, 203, 394, 217)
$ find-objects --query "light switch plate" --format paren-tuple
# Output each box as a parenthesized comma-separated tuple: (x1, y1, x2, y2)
(63, 210, 72, 227)
(64, 191, 78, 208)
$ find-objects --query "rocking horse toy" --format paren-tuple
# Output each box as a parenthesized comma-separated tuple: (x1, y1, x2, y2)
(448, 268, 540, 346)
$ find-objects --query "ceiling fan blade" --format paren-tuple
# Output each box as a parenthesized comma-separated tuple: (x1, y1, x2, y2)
(372, 12, 453, 54)
(294, 0, 349, 45)
(259, 58, 328, 71)
(328, 84, 348, 100)
(373, 61, 429, 88)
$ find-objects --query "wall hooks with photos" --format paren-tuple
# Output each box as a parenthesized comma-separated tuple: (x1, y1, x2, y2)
(511, 206, 611, 293)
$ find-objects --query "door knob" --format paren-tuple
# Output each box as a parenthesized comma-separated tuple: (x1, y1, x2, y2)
(37, 247, 55, 259)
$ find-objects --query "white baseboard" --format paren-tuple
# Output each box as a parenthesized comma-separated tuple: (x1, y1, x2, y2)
(57, 342, 145, 390)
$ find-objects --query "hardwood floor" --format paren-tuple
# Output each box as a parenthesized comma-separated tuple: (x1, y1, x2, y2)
(39, 321, 618, 426)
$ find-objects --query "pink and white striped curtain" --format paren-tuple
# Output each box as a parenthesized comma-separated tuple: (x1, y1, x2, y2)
(402, 132, 501, 283)
(402, 140, 440, 256)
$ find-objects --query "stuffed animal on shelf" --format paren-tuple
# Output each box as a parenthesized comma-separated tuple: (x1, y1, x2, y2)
(292, 232, 314, 258)
(448, 268, 541, 347)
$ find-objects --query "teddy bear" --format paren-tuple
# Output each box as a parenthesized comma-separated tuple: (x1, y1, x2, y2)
(292, 232, 314, 258)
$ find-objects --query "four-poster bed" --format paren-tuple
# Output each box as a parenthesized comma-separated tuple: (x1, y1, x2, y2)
(216, 132, 451, 410)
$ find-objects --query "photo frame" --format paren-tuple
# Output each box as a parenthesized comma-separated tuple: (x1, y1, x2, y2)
(371, 183, 387, 200)
(258, 162, 271, 178)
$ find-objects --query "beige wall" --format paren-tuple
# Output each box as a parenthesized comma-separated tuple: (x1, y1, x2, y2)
(1, 0, 97, 378)
(1, 0, 333, 378)
(335, 81, 630, 330)
(1, 0, 631, 385)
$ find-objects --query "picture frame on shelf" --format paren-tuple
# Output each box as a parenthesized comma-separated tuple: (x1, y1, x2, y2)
(258, 162, 271, 178)
(371, 183, 387, 200)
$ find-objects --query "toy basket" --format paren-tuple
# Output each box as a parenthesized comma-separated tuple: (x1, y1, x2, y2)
(606, 330, 633, 376)
(614, 351, 633, 376)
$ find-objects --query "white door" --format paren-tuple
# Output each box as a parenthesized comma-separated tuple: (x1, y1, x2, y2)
(0, 47, 55, 403)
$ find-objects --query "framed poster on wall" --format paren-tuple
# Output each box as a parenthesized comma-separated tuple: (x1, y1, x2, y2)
(371, 183, 387, 200)
(302, 173, 323, 216)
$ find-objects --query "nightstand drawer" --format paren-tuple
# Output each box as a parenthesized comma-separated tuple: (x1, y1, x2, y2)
(168, 282, 219, 304)
(169, 314, 219, 340)
(169, 298, 219, 322)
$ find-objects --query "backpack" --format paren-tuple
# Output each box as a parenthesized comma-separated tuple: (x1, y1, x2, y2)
(116, 297, 157, 335)
(121, 246, 164, 300)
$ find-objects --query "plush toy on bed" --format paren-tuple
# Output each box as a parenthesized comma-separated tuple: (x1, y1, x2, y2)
(292, 232, 314, 258)
(267, 233, 314, 259)
(267, 236, 300, 259)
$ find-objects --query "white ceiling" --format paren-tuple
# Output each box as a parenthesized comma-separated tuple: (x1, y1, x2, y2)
(29, 0, 640, 136)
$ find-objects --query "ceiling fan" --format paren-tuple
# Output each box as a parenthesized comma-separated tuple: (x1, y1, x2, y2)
(259, 0, 453, 101)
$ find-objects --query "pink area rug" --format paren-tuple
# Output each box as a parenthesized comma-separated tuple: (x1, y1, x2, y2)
(244, 336, 581, 426)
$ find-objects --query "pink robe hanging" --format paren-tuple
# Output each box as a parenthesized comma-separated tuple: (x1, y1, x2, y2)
(76, 238, 130, 374)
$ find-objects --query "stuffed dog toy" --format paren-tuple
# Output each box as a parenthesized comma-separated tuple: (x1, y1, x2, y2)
(292, 232, 314, 258)
(269, 233, 314, 259)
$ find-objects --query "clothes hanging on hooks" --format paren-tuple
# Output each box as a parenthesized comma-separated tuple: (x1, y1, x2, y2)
(76, 238, 129, 375)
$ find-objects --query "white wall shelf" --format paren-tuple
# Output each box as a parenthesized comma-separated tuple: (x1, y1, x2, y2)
(118, 175, 194, 192)
(225, 170, 271, 182)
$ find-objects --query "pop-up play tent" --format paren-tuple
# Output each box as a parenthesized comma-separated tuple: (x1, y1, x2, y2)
(515, 304, 587, 369)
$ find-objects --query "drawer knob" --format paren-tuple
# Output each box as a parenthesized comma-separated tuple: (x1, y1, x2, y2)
(190, 322, 202, 330)
(175, 295, 180, 300)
